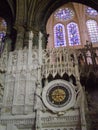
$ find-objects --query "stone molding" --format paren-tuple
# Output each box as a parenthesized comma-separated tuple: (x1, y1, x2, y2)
(0, 115, 35, 128)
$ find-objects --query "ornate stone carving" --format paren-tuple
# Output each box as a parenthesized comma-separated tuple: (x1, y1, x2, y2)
(0, 116, 35, 129)
(42, 48, 78, 78)
(12, 51, 18, 65)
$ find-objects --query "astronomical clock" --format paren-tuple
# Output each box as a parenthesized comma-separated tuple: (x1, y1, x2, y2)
(42, 79, 76, 112)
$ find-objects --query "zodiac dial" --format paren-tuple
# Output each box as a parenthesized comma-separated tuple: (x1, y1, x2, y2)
(42, 80, 75, 112)
(51, 87, 66, 102)
(47, 85, 70, 107)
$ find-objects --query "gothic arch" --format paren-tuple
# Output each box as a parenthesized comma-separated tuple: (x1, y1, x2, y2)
(33, 0, 98, 32)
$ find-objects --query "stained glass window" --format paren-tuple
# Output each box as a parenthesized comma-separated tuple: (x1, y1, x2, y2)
(86, 20, 98, 43)
(0, 17, 7, 54)
(86, 7, 98, 17)
(54, 23, 66, 47)
(67, 22, 80, 46)
(0, 18, 7, 41)
(54, 8, 74, 21)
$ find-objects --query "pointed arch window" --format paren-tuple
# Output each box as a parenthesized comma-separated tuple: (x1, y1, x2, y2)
(86, 20, 98, 43)
(54, 23, 66, 47)
(86, 7, 98, 17)
(67, 22, 81, 46)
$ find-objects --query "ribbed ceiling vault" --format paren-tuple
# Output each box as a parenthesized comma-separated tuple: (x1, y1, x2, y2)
(0, 0, 98, 33)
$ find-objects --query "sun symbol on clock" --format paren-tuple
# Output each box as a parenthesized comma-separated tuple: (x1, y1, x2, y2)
(51, 87, 66, 103)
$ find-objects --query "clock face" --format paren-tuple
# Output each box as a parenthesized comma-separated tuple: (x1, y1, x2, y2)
(49, 86, 66, 103)
(47, 85, 71, 108)
(42, 80, 75, 112)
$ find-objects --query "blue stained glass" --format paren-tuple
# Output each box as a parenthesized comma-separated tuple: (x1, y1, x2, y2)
(54, 8, 74, 21)
(86, 7, 98, 17)
(86, 20, 98, 42)
(0, 18, 7, 54)
(54, 23, 66, 47)
(2, 20, 7, 26)
(0, 18, 7, 42)
(67, 22, 80, 46)
(0, 32, 6, 39)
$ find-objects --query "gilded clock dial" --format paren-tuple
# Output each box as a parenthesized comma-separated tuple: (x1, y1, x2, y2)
(47, 85, 70, 107)
(42, 80, 75, 112)
(51, 87, 66, 102)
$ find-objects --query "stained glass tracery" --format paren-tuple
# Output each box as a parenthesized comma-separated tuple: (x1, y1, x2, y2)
(86, 7, 98, 17)
(0, 18, 7, 41)
(54, 8, 74, 21)
(86, 20, 98, 43)
(54, 23, 66, 47)
(67, 22, 80, 46)
(0, 17, 7, 54)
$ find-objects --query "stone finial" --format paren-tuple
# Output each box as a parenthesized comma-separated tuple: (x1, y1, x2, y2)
(39, 32, 43, 41)
(29, 31, 33, 40)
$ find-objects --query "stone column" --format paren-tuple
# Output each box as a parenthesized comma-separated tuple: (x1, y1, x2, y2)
(5, 34, 12, 52)
(41, 32, 49, 49)
(38, 32, 42, 65)
(28, 31, 33, 65)
(33, 30, 39, 48)
(15, 25, 25, 50)
(24, 30, 30, 48)
(35, 31, 43, 130)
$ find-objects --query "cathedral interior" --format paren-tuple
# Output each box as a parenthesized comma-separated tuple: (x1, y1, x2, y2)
(0, 0, 98, 130)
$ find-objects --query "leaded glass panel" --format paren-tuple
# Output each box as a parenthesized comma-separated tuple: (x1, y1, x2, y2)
(0, 18, 7, 41)
(54, 23, 66, 47)
(67, 22, 80, 46)
(54, 8, 74, 21)
(86, 20, 98, 43)
(86, 7, 98, 17)
(0, 18, 7, 54)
